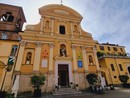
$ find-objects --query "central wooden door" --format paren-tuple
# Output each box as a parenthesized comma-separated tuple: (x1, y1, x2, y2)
(58, 64, 69, 87)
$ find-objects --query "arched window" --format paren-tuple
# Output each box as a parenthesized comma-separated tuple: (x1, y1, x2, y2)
(89, 55, 93, 65)
(26, 52, 32, 64)
(59, 25, 65, 34)
(45, 20, 50, 28)
(60, 44, 66, 57)
(0, 12, 14, 22)
(74, 25, 78, 33)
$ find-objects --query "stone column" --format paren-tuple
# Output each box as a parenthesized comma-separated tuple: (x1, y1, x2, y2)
(15, 41, 26, 73)
(72, 45, 79, 85)
(33, 42, 42, 73)
(40, 17, 44, 34)
(46, 43, 54, 92)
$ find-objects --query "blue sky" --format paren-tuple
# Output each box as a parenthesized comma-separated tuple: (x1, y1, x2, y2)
(1, 0, 130, 53)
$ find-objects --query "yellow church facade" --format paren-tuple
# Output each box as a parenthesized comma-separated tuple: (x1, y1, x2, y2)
(95, 42, 130, 85)
(13, 4, 101, 92)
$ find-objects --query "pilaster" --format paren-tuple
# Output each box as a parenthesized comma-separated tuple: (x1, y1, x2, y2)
(15, 41, 26, 72)
(40, 17, 44, 34)
(81, 46, 89, 72)
(93, 47, 100, 71)
(72, 45, 77, 71)
(33, 41, 42, 72)
(48, 43, 54, 71)
(51, 18, 54, 35)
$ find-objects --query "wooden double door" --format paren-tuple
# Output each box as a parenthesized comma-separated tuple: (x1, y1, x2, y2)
(58, 64, 69, 87)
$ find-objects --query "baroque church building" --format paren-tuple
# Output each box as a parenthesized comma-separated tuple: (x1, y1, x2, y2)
(13, 4, 101, 92)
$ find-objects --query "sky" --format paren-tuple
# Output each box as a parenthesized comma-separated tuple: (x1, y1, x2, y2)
(1, 0, 130, 53)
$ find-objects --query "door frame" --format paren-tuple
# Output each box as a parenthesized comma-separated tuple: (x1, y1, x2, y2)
(55, 61, 73, 86)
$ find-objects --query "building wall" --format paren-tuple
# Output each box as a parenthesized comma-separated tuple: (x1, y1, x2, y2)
(0, 3, 26, 91)
(0, 41, 19, 90)
(99, 57, 130, 85)
(96, 42, 126, 55)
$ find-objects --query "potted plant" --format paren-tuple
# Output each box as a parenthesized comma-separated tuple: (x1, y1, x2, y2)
(30, 74, 46, 97)
(86, 73, 98, 92)
(119, 75, 129, 87)
(86, 73, 97, 85)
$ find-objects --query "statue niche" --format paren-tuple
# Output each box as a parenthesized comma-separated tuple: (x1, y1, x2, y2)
(60, 44, 67, 57)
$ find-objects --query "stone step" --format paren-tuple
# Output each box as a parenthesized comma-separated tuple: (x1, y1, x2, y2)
(53, 87, 82, 96)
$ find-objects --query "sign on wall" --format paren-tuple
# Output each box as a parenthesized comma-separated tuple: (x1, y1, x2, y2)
(41, 59, 48, 67)
(78, 60, 83, 68)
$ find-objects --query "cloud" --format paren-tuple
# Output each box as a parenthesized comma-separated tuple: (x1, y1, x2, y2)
(80, 0, 130, 53)
(1, 0, 130, 53)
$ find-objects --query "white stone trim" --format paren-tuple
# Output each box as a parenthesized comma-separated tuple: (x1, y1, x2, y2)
(55, 60, 73, 86)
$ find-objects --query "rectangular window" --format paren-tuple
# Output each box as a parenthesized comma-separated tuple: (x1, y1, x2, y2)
(107, 47, 111, 51)
(100, 46, 104, 50)
(59, 25, 65, 34)
(10, 45, 18, 56)
(119, 64, 123, 71)
(110, 64, 115, 71)
(113, 47, 118, 51)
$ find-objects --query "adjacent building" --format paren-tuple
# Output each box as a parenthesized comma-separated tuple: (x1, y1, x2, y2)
(95, 41, 130, 85)
(0, 3, 26, 91)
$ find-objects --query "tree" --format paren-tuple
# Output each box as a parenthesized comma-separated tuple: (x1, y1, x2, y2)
(86, 73, 98, 85)
(30, 74, 46, 97)
(119, 75, 129, 84)
(97, 51, 105, 58)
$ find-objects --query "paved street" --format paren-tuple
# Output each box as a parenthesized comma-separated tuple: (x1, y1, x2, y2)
(18, 87, 130, 98)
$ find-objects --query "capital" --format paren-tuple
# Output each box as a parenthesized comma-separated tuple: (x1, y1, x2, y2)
(71, 45, 76, 49)
(81, 46, 86, 51)
(35, 41, 43, 47)
(20, 41, 26, 46)
(49, 43, 54, 48)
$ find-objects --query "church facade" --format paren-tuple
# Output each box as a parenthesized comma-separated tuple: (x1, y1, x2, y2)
(13, 4, 101, 92)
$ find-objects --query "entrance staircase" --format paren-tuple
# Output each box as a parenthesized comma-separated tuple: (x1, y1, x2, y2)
(53, 87, 82, 96)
